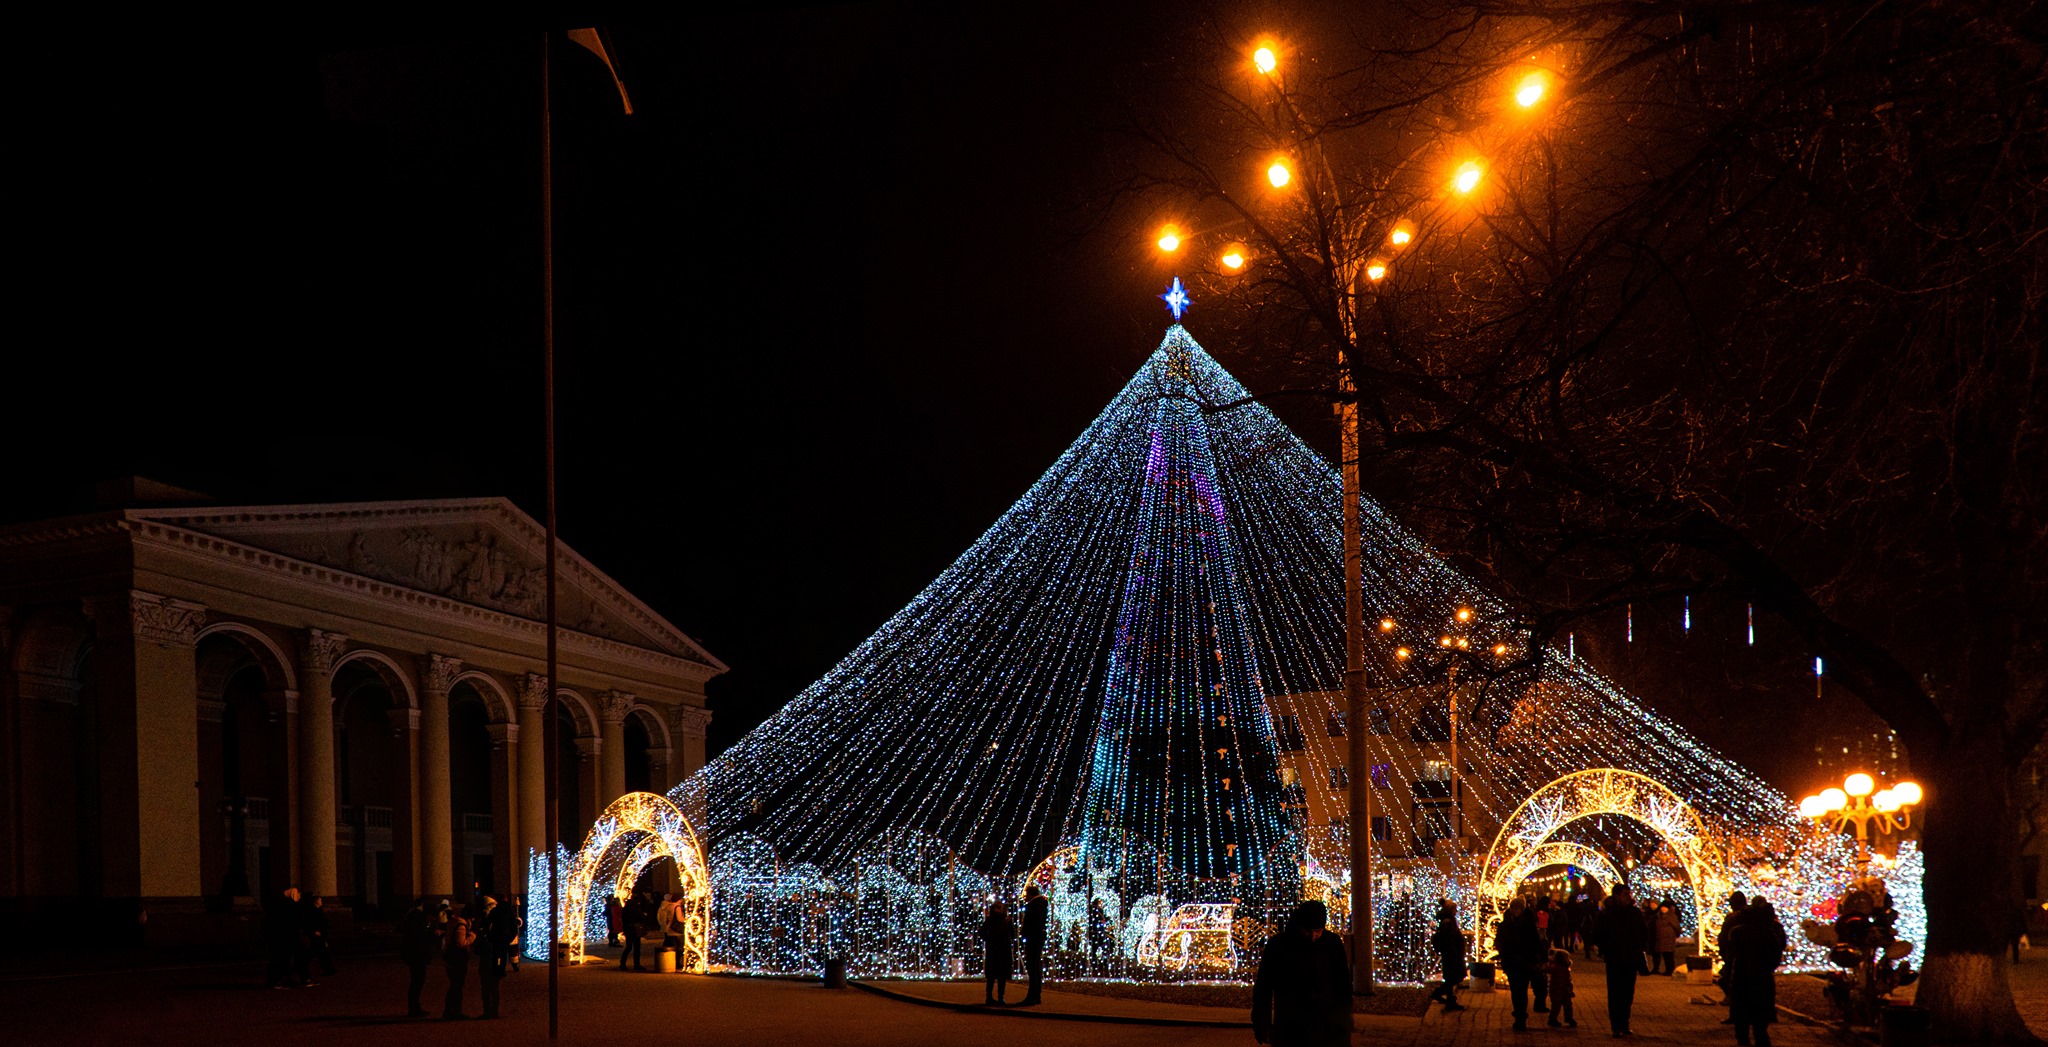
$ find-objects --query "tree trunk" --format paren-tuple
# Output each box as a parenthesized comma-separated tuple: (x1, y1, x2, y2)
(1914, 727, 2037, 1043)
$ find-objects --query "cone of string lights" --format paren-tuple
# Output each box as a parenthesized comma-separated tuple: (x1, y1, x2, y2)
(672, 321, 1849, 981)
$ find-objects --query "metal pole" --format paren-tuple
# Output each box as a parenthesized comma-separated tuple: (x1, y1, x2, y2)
(1448, 666, 1460, 842)
(541, 29, 561, 1041)
(1341, 391, 1374, 994)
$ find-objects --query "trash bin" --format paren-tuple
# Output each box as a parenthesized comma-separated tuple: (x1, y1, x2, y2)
(824, 956, 847, 988)
(1467, 961, 1496, 992)
(658, 948, 677, 973)
(1878, 1005, 1931, 1047)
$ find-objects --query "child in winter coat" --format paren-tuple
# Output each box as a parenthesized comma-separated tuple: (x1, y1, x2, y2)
(1544, 947, 1577, 1027)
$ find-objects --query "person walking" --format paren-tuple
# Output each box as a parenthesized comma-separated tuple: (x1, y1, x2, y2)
(1495, 897, 1547, 1030)
(978, 899, 1016, 1005)
(605, 893, 624, 949)
(1595, 885, 1650, 1037)
(441, 903, 475, 1020)
(1718, 892, 1750, 1026)
(1545, 947, 1578, 1027)
(303, 895, 336, 977)
(1722, 898, 1786, 1047)
(474, 896, 508, 1019)
(619, 893, 647, 971)
(657, 893, 681, 958)
(1427, 900, 1468, 1012)
(399, 896, 434, 1018)
(264, 885, 307, 989)
(1086, 897, 1112, 976)
(1653, 901, 1680, 975)
(1251, 900, 1352, 1047)
(1019, 884, 1049, 1006)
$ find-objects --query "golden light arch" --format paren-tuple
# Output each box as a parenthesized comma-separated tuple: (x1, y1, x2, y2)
(558, 791, 713, 971)
(1477, 769, 1730, 960)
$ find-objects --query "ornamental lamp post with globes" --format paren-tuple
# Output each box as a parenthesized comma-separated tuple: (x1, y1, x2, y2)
(1799, 773, 1922, 873)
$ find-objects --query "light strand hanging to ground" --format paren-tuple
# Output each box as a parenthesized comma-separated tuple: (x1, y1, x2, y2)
(677, 325, 1821, 982)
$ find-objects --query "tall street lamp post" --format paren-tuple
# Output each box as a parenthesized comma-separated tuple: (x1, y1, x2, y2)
(1800, 773, 1923, 874)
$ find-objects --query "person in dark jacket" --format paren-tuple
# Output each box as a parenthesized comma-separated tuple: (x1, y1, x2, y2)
(1595, 885, 1650, 1036)
(1652, 901, 1681, 975)
(619, 892, 647, 971)
(1251, 900, 1352, 1047)
(399, 896, 435, 1017)
(605, 893, 624, 948)
(1019, 884, 1049, 1006)
(474, 895, 509, 1019)
(303, 894, 336, 976)
(978, 900, 1016, 1005)
(1721, 898, 1786, 1047)
(1427, 900, 1468, 1012)
(264, 885, 308, 989)
(441, 903, 475, 1020)
(1495, 898, 1547, 1030)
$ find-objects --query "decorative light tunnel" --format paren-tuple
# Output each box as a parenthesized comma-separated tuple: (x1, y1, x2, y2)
(526, 791, 712, 971)
(672, 324, 1899, 981)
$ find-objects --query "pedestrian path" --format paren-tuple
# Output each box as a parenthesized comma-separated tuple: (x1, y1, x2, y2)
(853, 978, 1252, 1026)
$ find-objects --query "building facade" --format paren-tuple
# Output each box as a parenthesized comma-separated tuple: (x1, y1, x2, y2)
(0, 497, 723, 944)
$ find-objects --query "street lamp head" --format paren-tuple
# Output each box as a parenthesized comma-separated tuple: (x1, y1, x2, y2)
(1364, 258, 1388, 282)
(1379, 618, 1398, 632)
(1267, 159, 1293, 188)
(1453, 160, 1484, 195)
(1873, 790, 1900, 812)
(1456, 607, 1474, 622)
(1893, 781, 1922, 806)
(1157, 225, 1182, 253)
(1439, 635, 1454, 648)
(1844, 772, 1875, 797)
(1394, 647, 1411, 660)
(1820, 788, 1849, 812)
(1220, 242, 1248, 271)
(1253, 45, 1278, 75)
(1492, 643, 1509, 656)
(1798, 795, 1827, 818)
(1389, 219, 1416, 248)
(1515, 71, 1548, 108)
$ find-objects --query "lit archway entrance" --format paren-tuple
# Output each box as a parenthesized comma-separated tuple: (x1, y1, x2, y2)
(1478, 769, 1729, 959)
(554, 792, 712, 971)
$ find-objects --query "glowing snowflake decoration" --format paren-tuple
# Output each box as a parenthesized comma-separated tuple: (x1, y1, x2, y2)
(1161, 277, 1191, 319)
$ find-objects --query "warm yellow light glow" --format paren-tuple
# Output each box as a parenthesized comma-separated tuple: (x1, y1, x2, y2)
(1439, 636, 1454, 648)
(1453, 160, 1484, 195)
(1845, 773, 1875, 797)
(1394, 647, 1411, 660)
(1515, 72, 1547, 108)
(1894, 781, 1922, 806)
(1220, 251, 1243, 269)
(1873, 790, 1900, 812)
(1493, 643, 1508, 656)
(1380, 618, 1397, 632)
(1456, 607, 1474, 622)
(1267, 159, 1292, 188)
(1157, 225, 1182, 253)
(1388, 219, 1415, 248)
(1798, 795, 1827, 818)
(1364, 259, 1388, 282)
(1455, 637, 1470, 649)
(1253, 46, 1278, 75)
(1821, 788, 1849, 812)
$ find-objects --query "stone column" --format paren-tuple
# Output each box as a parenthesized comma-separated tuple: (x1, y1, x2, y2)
(574, 736, 602, 829)
(83, 592, 207, 907)
(418, 654, 459, 897)
(486, 722, 519, 896)
(516, 673, 548, 891)
(675, 705, 713, 782)
(599, 691, 632, 804)
(386, 704, 422, 903)
(297, 629, 347, 898)
(646, 748, 674, 796)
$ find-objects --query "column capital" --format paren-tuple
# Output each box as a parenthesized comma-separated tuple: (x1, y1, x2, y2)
(518, 672, 551, 712)
(422, 653, 463, 696)
(487, 722, 519, 748)
(674, 704, 713, 737)
(301, 628, 349, 677)
(599, 690, 636, 726)
(87, 590, 206, 648)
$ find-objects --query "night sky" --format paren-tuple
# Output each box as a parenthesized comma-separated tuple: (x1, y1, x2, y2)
(13, 10, 1874, 786)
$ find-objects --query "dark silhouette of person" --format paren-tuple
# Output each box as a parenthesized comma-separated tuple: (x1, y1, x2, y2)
(1545, 947, 1578, 1027)
(1019, 885, 1049, 1005)
(264, 885, 307, 988)
(303, 894, 336, 976)
(1086, 897, 1113, 976)
(399, 896, 435, 1017)
(1251, 900, 1352, 1046)
(978, 899, 1015, 1005)
(619, 892, 647, 971)
(1653, 900, 1681, 975)
(1595, 885, 1650, 1036)
(441, 903, 475, 1020)
(474, 895, 509, 1019)
(1495, 897, 1547, 1030)
(1427, 900, 1468, 1012)
(605, 893, 624, 948)
(1721, 898, 1786, 1047)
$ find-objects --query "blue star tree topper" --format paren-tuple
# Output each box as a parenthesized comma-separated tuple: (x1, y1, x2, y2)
(1161, 277, 1191, 320)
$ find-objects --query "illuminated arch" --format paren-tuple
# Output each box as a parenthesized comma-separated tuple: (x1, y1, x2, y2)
(1498, 841, 1624, 892)
(1477, 769, 1730, 959)
(557, 791, 712, 971)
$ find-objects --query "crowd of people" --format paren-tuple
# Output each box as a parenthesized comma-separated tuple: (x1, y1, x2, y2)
(264, 885, 527, 1021)
(605, 889, 694, 971)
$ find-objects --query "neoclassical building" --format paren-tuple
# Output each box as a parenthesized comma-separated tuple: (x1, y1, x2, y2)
(0, 494, 723, 944)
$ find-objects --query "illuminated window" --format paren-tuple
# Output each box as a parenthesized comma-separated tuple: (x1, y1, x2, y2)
(1329, 765, 1350, 790)
(1370, 763, 1392, 788)
(1328, 712, 1347, 737)
(1369, 706, 1393, 734)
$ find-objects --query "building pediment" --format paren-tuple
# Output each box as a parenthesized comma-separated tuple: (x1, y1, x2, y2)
(129, 498, 724, 672)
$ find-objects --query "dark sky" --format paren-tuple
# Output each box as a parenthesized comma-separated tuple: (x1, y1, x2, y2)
(14, 9, 1876, 789)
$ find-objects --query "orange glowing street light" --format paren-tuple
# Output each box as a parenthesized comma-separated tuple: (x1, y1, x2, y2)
(1253, 45, 1278, 75)
(1268, 158, 1293, 188)
(1515, 71, 1548, 108)
(1388, 219, 1415, 248)
(1220, 243, 1248, 270)
(1157, 225, 1182, 252)
(1364, 258, 1388, 282)
(1453, 160, 1484, 195)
